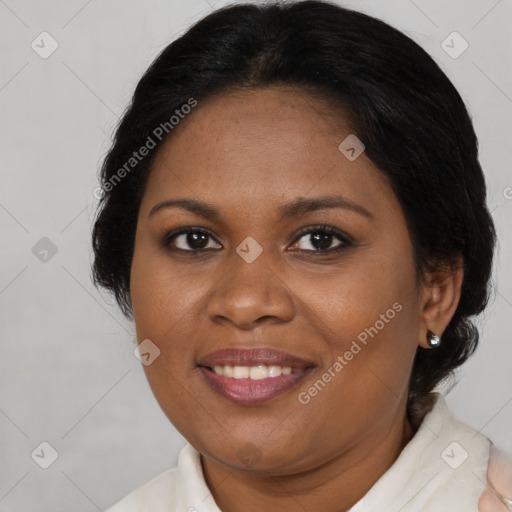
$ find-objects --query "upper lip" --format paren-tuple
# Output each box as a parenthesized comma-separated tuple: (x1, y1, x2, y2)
(198, 347, 315, 369)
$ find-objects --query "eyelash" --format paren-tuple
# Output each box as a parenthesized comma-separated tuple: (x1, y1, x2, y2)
(291, 224, 354, 254)
(160, 223, 354, 257)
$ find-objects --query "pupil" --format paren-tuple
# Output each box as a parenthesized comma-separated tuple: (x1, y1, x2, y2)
(188, 232, 208, 249)
(312, 232, 332, 250)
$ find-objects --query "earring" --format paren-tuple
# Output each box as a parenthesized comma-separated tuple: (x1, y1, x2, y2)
(427, 330, 441, 348)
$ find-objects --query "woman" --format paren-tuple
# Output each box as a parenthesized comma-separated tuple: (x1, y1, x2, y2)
(91, 1, 510, 510)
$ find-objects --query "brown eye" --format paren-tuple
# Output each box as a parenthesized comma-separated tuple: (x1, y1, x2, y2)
(293, 231, 342, 251)
(163, 228, 222, 252)
(289, 225, 353, 254)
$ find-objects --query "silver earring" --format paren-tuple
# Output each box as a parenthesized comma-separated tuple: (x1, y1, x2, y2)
(427, 330, 441, 348)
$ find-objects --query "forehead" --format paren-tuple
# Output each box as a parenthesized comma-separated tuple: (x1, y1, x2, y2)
(141, 86, 395, 221)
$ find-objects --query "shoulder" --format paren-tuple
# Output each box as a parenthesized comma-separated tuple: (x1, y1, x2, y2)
(403, 393, 492, 510)
(349, 394, 492, 512)
(104, 467, 178, 512)
(103, 442, 215, 512)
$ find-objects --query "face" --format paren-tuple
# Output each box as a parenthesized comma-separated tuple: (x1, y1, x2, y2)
(130, 86, 425, 474)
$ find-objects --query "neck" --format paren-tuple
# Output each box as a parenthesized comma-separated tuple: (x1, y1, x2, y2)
(201, 413, 416, 512)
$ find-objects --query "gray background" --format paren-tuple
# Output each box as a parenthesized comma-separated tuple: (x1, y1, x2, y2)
(1, 0, 511, 510)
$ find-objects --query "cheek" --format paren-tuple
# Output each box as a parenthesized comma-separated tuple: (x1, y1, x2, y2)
(296, 272, 419, 441)
(130, 240, 201, 339)
(301, 253, 416, 344)
(130, 244, 208, 432)
(299, 250, 420, 395)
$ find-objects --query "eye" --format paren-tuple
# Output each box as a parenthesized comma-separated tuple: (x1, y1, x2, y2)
(289, 224, 353, 253)
(161, 224, 353, 255)
(162, 227, 222, 252)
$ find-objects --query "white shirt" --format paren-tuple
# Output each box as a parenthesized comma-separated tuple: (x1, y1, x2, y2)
(105, 393, 490, 512)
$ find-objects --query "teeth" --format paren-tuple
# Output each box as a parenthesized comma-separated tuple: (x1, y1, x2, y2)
(211, 365, 296, 379)
(233, 366, 250, 379)
(268, 365, 281, 377)
(250, 365, 268, 380)
(223, 365, 234, 378)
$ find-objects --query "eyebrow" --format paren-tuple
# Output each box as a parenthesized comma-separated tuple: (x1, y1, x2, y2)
(148, 194, 372, 221)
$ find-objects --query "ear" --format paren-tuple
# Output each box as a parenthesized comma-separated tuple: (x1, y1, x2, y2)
(418, 255, 464, 349)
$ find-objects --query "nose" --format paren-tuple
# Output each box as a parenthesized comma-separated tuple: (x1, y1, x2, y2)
(206, 249, 295, 330)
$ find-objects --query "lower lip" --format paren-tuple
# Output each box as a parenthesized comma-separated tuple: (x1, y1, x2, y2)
(199, 366, 314, 405)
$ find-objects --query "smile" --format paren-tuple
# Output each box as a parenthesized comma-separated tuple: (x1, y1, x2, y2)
(199, 364, 314, 405)
(210, 364, 303, 379)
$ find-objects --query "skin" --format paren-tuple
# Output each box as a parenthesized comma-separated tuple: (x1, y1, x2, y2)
(130, 86, 463, 512)
(479, 447, 512, 511)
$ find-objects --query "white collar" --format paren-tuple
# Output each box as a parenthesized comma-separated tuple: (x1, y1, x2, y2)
(174, 393, 490, 512)
(106, 393, 490, 512)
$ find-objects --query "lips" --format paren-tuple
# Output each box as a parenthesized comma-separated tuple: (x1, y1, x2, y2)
(197, 347, 315, 405)
(197, 347, 315, 369)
